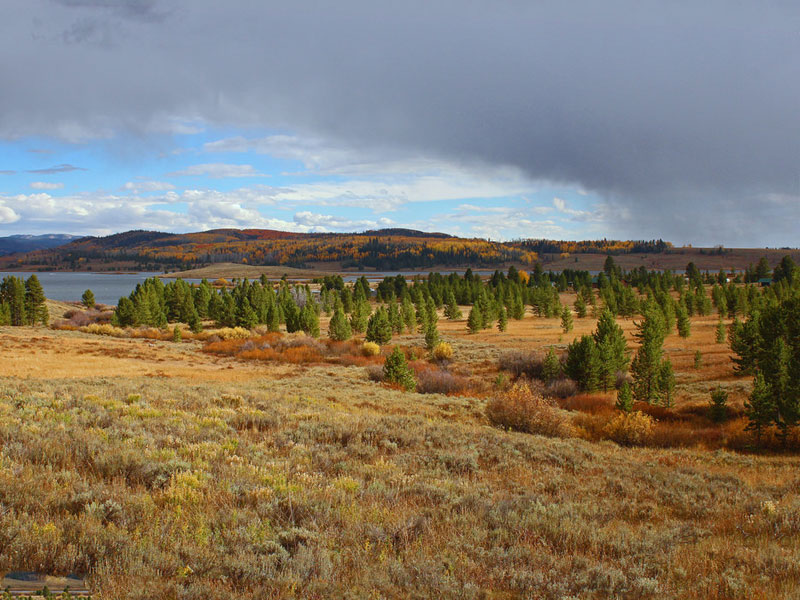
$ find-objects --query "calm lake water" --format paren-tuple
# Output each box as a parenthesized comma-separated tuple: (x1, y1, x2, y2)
(0, 272, 163, 305)
(0, 269, 501, 305)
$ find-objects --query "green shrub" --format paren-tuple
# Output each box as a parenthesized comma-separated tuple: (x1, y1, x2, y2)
(383, 347, 416, 391)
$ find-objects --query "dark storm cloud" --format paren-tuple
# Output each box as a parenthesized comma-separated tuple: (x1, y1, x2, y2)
(27, 164, 86, 174)
(51, 0, 169, 23)
(2, 1, 798, 244)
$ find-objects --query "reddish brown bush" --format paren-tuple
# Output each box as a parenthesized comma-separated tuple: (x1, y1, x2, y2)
(545, 378, 578, 399)
(283, 346, 322, 364)
(559, 393, 615, 415)
(416, 369, 469, 395)
(498, 350, 544, 379)
(486, 382, 573, 438)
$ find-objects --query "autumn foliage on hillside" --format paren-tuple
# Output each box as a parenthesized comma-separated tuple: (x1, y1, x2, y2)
(7, 227, 674, 271)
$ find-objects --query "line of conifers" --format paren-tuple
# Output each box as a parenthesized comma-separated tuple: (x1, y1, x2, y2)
(1, 254, 798, 447)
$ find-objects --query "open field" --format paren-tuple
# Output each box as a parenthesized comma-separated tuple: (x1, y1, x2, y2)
(536, 248, 800, 273)
(1, 297, 799, 599)
(160, 263, 335, 281)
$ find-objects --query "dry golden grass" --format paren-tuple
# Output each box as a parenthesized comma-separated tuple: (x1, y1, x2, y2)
(160, 262, 332, 281)
(1, 294, 797, 598)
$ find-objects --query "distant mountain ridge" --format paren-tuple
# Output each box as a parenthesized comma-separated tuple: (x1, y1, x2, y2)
(0, 234, 80, 256)
(0, 227, 674, 271)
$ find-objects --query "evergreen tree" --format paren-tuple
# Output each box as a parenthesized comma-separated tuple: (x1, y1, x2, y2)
(716, 317, 727, 344)
(321, 288, 333, 315)
(615, 381, 634, 412)
(366, 307, 392, 345)
(235, 298, 257, 330)
(113, 296, 136, 327)
(383, 347, 416, 391)
(676, 302, 691, 338)
(604, 255, 620, 279)
(754, 256, 772, 281)
(657, 359, 676, 407)
(340, 287, 354, 313)
(770, 337, 797, 448)
(328, 305, 352, 341)
(729, 315, 760, 376)
(25, 275, 48, 325)
(388, 299, 403, 334)
(694, 350, 703, 369)
(218, 292, 238, 328)
(542, 347, 561, 383)
(300, 301, 320, 337)
(773, 255, 797, 285)
(510, 292, 525, 320)
(266, 300, 281, 331)
(193, 282, 212, 318)
(711, 284, 727, 316)
(424, 320, 440, 350)
(188, 310, 203, 333)
(574, 293, 587, 318)
(565, 335, 600, 391)
(401, 296, 416, 332)
(560, 305, 573, 333)
(0, 301, 10, 326)
(630, 304, 667, 403)
(81, 288, 96, 310)
(593, 309, 629, 391)
(466, 305, 481, 334)
(497, 304, 508, 332)
(426, 296, 439, 326)
(350, 298, 370, 334)
(0, 276, 26, 326)
(745, 371, 775, 446)
(172, 325, 182, 342)
(709, 386, 728, 422)
(444, 290, 462, 320)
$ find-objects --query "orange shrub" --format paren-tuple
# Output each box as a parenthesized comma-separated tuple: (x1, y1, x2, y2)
(283, 346, 322, 364)
(203, 338, 245, 356)
(558, 393, 615, 416)
(486, 382, 574, 438)
(238, 348, 279, 362)
(603, 411, 654, 446)
(648, 421, 724, 449)
(340, 354, 384, 367)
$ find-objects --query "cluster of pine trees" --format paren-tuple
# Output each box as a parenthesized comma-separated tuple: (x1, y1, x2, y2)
(564, 309, 629, 392)
(0, 274, 48, 326)
(112, 276, 322, 337)
(729, 286, 800, 447)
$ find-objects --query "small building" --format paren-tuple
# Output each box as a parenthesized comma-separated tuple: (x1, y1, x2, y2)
(758, 278, 772, 287)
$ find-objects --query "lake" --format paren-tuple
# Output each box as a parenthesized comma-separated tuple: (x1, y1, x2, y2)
(0, 269, 503, 305)
(0, 272, 163, 305)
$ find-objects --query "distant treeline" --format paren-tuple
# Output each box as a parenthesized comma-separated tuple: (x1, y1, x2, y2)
(509, 238, 672, 255)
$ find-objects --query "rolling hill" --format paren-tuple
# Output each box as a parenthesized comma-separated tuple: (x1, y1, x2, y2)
(3, 227, 795, 274)
(0, 233, 80, 256)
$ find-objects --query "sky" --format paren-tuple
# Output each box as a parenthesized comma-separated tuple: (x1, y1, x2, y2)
(0, 1, 798, 247)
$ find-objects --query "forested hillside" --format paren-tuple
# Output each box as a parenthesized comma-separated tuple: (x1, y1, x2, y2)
(0, 228, 672, 272)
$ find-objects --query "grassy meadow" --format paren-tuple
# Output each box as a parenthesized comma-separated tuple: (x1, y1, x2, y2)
(1, 292, 799, 599)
